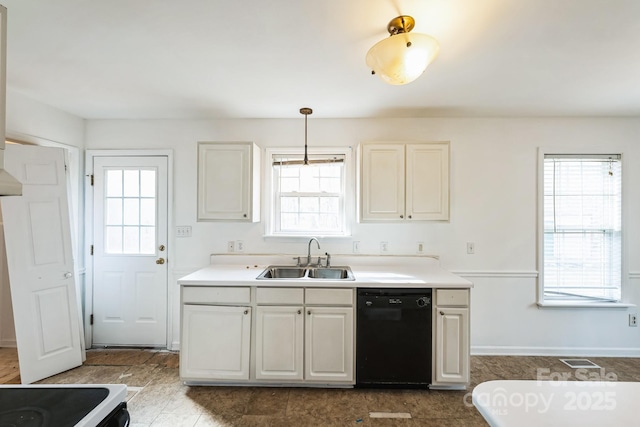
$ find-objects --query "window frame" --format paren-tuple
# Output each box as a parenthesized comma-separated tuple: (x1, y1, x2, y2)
(536, 148, 628, 307)
(264, 146, 353, 238)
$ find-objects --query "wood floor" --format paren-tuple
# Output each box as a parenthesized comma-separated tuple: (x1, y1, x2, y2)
(1, 348, 640, 426)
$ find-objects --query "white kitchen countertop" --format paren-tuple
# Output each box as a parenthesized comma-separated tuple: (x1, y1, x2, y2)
(178, 254, 472, 288)
(472, 380, 639, 427)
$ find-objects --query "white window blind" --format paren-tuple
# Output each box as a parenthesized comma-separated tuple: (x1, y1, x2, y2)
(543, 154, 622, 302)
(271, 153, 346, 235)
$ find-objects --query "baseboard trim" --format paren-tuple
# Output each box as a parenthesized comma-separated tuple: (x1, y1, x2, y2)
(471, 345, 640, 357)
(169, 341, 180, 352)
(0, 339, 16, 348)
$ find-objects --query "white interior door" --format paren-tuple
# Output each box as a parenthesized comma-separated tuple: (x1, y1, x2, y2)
(1, 144, 83, 384)
(92, 156, 168, 347)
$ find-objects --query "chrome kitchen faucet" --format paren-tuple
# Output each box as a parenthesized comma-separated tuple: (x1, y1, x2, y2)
(307, 237, 320, 266)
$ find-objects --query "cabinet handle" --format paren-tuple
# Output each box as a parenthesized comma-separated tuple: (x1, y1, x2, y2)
(297, 310, 302, 315)
(243, 213, 247, 218)
(244, 310, 249, 315)
(408, 215, 412, 219)
(400, 215, 404, 219)
(307, 310, 311, 315)
(440, 311, 445, 315)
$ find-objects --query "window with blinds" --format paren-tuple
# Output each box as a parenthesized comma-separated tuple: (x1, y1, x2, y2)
(271, 153, 347, 235)
(542, 154, 622, 302)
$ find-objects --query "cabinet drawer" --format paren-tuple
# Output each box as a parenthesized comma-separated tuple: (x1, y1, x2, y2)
(436, 289, 469, 307)
(305, 288, 353, 306)
(182, 286, 251, 304)
(256, 287, 304, 305)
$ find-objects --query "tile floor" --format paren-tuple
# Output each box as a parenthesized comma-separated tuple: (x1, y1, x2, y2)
(1, 348, 640, 426)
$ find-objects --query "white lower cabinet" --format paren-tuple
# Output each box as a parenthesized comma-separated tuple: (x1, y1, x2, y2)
(180, 304, 251, 381)
(255, 306, 304, 380)
(305, 307, 354, 382)
(180, 285, 470, 388)
(433, 289, 470, 386)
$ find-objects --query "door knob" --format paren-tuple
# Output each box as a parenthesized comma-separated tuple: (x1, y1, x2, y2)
(64, 272, 73, 278)
(156, 258, 165, 265)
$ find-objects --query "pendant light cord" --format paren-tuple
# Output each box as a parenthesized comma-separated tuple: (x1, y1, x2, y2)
(304, 112, 308, 165)
(300, 107, 312, 165)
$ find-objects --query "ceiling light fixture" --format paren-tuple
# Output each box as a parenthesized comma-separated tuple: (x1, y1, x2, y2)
(366, 15, 440, 85)
(300, 107, 312, 165)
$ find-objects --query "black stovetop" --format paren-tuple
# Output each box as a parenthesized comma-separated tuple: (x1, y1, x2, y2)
(0, 387, 109, 427)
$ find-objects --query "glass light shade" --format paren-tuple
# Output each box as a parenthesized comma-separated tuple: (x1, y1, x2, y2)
(366, 32, 440, 85)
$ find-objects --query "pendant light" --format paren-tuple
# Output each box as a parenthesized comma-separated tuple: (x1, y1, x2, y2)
(366, 15, 439, 85)
(300, 107, 312, 165)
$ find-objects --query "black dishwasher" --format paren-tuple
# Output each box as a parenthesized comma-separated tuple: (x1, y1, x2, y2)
(356, 288, 432, 388)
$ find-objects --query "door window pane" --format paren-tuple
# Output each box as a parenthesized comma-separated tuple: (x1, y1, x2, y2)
(106, 199, 123, 225)
(106, 170, 123, 197)
(140, 227, 155, 254)
(123, 199, 140, 226)
(123, 170, 140, 197)
(123, 227, 140, 253)
(140, 199, 156, 226)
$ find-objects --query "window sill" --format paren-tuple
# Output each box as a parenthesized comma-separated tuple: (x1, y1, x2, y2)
(537, 301, 635, 309)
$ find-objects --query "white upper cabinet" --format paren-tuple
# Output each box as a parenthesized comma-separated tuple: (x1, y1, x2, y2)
(197, 142, 261, 221)
(406, 143, 450, 220)
(360, 144, 405, 220)
(359, 142, 449, 221)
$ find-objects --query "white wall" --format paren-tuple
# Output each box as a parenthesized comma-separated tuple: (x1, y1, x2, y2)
(86, 117, 640, 356)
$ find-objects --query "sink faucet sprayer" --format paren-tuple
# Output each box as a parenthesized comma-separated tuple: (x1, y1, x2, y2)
(307, 237, 320, 266)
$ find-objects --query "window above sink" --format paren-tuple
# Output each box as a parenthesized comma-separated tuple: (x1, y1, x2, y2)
(264, 147, 353, 237)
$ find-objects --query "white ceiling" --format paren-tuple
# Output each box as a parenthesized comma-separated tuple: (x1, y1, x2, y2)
(3, 0, 640, 119)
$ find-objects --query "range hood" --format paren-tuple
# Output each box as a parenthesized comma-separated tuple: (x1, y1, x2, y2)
(0, 149, 22, 196)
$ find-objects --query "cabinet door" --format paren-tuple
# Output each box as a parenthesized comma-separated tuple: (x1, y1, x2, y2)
(197, 142, 259, 221)
(434, 307, 469, 384)
(406, 143, 449, 220)
(255, 306, 304, 381)
(180, 305, 251, 381)
(360, 144, 405, 221)
(305, 307, 354, 382)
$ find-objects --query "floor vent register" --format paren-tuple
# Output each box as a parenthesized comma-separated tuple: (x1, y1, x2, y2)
(559, 358, 600, 369)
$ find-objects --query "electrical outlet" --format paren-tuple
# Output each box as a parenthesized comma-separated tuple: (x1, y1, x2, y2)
(467, 242, 475, 254)
(236, 240, 244, 252)
(417, 242, 424, 254)
(630, 314, 637, 327)
(380, 241, 388, 252)
(176, 226, 192, 238)
(227, 241, 235, 252)
(353, 241, 360, 253)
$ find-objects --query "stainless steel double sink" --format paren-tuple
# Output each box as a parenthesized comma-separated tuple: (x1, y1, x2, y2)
(256, 265, 355, 280)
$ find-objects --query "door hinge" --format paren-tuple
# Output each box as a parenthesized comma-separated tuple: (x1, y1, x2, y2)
(90, 245, 94, 255)
(90, 174, 94, 186)
(90, 314, 94, 325)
